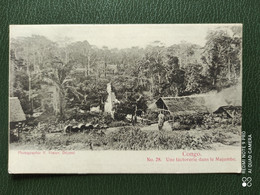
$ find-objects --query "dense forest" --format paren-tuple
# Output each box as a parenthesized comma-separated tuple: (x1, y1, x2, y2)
(10, 26, 242, 121)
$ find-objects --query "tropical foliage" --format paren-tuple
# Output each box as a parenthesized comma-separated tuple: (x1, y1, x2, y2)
(10, 26, 242, 121)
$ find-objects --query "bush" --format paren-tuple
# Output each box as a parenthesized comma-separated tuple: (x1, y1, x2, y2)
(104, 127, 212, 150)
(103, 113, 113, 125)
(11, 123, 240, 150)
(114, 112, 127, 121)
(146, 111, 158, 122)
(109, 121, 129, 127)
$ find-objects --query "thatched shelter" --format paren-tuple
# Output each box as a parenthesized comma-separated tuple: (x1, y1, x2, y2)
(213, 105, 242, 118)
(9, 97, 26, 122)
(155, 96, 209, 116)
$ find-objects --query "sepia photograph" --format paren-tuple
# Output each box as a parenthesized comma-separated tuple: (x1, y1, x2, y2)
(8, 24, 242, 173)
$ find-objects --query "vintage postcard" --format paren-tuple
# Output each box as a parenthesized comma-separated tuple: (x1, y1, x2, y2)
(9, 24, 242, 173)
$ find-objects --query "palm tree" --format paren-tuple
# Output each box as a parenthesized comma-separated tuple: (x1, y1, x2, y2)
(42, 57, 83, 118)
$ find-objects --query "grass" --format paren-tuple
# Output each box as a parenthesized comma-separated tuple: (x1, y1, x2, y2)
(10, 125, 241, 150)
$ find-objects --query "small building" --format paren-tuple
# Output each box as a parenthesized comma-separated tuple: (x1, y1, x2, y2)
(213, 105, 242, 118)
(9, 97, 26, 123)
(9, 97, 26, 129)
(155, 96, 209, 116)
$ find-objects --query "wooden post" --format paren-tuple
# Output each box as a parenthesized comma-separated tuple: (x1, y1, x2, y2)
(231, 110, 235, 126)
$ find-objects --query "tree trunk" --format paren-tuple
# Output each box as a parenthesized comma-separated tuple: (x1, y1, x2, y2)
(84, 63, 87, 77)
(227, 57, 231, 80)
(150, 77, 154, 94)
(65, 49, 68, 64)
(87, 53, 90, 76)
(53, 87, 60, 115)
(158, 72, 161, 93)
(175, 86, 179, 97)
(59, 91, 64, 118)
(33, 52, 36, 72)
(26, 46, 32, 114)
(105, 62, 107, 78)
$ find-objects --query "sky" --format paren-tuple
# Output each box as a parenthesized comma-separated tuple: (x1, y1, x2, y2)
(10, 24, 241, 49)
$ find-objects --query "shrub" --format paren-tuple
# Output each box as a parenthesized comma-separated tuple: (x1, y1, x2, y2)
(109, 121, 129, 127)
(12, 123, 240, 150)
(146, 111, 158, 122)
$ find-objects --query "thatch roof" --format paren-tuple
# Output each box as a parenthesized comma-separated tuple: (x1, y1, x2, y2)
(9, 97, 26, 122)
(214, 105, 242, 118)
(155, 96, 209, 116)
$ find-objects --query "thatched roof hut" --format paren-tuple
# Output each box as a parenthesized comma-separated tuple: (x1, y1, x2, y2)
(9, 97, 26, 122)
(213, 105, 242, 118)
(155, 96, 209, 116)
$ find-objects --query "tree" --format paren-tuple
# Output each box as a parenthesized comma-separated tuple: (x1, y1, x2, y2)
(42, 57, 83, 118)
(68, 41, 98, 76)
(10, 35, 57, 114)
(114, 93, 147, 121)
(202, 28, 242, 90)
(142, 42, 166, 97)
(161, 53, 185, 97)
(10, 26, 242, 123)
(183, 63, 210, 95)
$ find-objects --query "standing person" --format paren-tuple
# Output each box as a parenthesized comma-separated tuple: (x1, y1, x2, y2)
(132, 105, 137, 126)
(158, 111, 165, 131)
